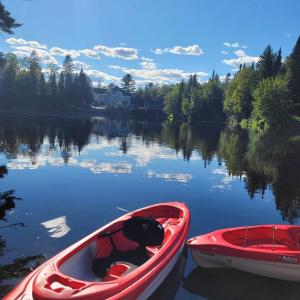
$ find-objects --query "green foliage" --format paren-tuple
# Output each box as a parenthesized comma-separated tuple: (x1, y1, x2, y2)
(286, 36, 300, 112)
(224, 67, 259, 121)
(257, 45, 282, 79)
(252, 76, 291, 127)
(164, 83, 184, 119)
(0, 52, 94, 111)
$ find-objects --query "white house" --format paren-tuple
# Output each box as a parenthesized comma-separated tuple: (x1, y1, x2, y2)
(94, 85, 131, 108)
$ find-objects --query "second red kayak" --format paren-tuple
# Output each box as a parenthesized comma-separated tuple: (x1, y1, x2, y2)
(5, 202, 190, 300)
(187, 225, 300, 281)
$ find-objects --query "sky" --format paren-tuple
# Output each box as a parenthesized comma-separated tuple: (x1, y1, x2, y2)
(0, 0, 299, 86)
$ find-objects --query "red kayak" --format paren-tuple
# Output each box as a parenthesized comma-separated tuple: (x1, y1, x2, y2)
(5, 202, 190, 300)
(187, 225, 300, 281)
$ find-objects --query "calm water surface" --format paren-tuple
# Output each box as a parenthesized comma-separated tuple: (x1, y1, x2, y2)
(0, 114, 300, 299)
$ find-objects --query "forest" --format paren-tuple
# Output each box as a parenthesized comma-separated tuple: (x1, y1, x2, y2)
(135, 36, 300, 129)
(0, 36, 300, 128)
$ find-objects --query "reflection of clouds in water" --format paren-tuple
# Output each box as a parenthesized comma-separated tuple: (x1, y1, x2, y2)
(41, 216, 71, 238)
(7, 155, 78, 170)
(6, 137, 199, 173)
(80, 160, 131, 174)
(211, 168, 246, 191)
(127, 144, 179, 166)
(147, 170, 192, 183)
(7, 154, 131, 175)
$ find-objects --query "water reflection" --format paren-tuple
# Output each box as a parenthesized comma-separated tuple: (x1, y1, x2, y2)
(148, 247, 187, 300)
(0, 167, 45, 298)
(41, 216, 71, 238)
(0, 114, 299, 221)
(183, 267, 300, 300)
(0, 114, 300, 298)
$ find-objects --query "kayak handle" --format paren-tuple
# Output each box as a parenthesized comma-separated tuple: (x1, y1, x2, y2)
(44, 273, 86, 295)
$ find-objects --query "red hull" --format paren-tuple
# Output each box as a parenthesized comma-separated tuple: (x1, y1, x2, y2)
(5, 202, 190, 300)
(187, 225, 300, 264)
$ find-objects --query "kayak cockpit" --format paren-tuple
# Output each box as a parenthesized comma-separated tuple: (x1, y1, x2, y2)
(222, 226, 300, 251)
(58, 205, 183, 283)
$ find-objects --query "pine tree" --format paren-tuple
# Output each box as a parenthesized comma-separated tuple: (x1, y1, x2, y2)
(58, 71, 65, 96)
(48, 70, 57, 96)
(39, 73, 47, 96)
(257, 45, 275, 79)
(121, 74, 136, 95)
(273, 48, 282, 75)
(62, 55, 74, 90)
(287, 36, 300, 111)
(74, 68, 94, 106)
(28, 51, 41, 94)
(0, 2, 21, 34)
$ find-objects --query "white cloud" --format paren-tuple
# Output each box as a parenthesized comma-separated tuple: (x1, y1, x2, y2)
(152, 48, 168, 55)
(94, 45, 138, 60)
(224, 42, 247, 49)
(85, 69, 119, 82)
(141, 56, 154, 62)
(140, 61, 157, 70)
(223, 50, 259, 68)
(49, 47, 80, 58)
(78, 49, 100, 59)
(13, 46, 57, 64)
(152, 44, 204, 56)
(234, 49, 246, 57)
(221, 50, 229, 55)
(109, 64, 209, 84)
(6, 38, 47, 49)
(73, 60, 90, 70)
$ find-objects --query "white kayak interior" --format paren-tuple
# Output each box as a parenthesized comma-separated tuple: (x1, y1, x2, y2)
(60, 241, 99, 282)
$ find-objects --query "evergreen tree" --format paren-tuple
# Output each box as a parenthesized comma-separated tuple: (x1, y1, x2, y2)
(58, 71, 65, 96)
(28, 51, 41, 94)
(286, 36, 300, 112)
(39, 73, 47, 96)
(257, 45, 275, 79)
(48, 69, 57, 96)
(121, 74, 136, 95)
(74, 68, 94, 106)
(273, 48, 282, 75)
(1, 53, 19, 90)
(62, 55, 74, 91)
(0, 2, 21, 34)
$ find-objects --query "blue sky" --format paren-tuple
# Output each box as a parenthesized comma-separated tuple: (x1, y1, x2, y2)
(0, 0, 299, 86)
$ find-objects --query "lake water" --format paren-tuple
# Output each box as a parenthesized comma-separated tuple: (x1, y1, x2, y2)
(0, 114, 300, 299)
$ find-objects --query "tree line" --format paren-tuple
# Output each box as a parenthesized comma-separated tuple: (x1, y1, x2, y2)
(134, 36, 300, 128)
(1, 35, 300, 127)
(0, 51, 95, 111)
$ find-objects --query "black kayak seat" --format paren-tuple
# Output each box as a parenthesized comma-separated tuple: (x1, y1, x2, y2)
(93, 217, 164, 279)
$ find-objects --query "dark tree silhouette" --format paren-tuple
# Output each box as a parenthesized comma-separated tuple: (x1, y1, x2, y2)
(0, 1, 21, 34)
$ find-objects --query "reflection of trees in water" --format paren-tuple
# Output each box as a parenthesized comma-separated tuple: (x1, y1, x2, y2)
(0, 114, 299, 222)
(184, 267, 300, 300)
(0, 115, 93, 161)
(0, 167, 45, 298)
(219, 128, 300, 223)
(160, 121, 222, 164)
(0, 255, 45, 298)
